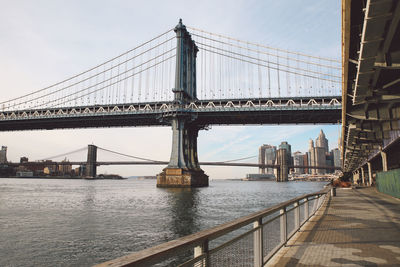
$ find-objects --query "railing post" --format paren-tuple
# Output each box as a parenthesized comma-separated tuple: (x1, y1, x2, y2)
(280, 208, 287, 245)
(253, 218, 263, 267)
(194, 241, 209, 267)
(294, 201, 300, 230)
(304, 197, 309, 221)
(312, 196, 319, 213)
(330, 187, 336, 197)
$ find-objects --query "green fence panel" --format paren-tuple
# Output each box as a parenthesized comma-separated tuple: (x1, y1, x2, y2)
(376, 168, 400, 198)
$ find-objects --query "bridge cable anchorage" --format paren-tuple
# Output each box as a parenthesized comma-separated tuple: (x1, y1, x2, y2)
(1, 29, 176, 111)
(39, 147, 88, 161)
(96, 146, 165, 163)
(187, 26, 340, 63)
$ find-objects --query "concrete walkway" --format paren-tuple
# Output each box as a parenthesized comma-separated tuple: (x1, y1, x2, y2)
(268, 187, 400, 266)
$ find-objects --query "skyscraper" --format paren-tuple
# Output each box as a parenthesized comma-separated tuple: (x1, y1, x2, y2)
(293, 151, 304, 174)
(315, 130, 329, 153)
(258, 145, 267, 174)
(265, 145, 277, 174)
(309, 131, 328, 175)
(0, 146, 7, 164)
(259, 144, 276, 174)
(332, 148, 341, 168)
(314, 147, 327, 174)
(279, 141, 292, 165)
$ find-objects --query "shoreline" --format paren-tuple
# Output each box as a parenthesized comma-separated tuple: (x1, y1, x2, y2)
(0, 176, 127, 180)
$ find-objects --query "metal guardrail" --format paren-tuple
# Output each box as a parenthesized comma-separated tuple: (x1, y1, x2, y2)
(96, 187, 331, 267)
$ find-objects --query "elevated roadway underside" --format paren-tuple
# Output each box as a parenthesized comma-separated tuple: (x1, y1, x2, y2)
(0, 97, 341, 131)
(342, 0, 400, 171)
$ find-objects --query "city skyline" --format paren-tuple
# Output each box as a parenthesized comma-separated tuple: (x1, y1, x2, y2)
(0, 0, 341, 179)
(257, 128, 341, 177)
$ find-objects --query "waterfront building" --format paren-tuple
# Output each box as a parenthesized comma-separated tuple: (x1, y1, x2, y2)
(0, 146, 7, 164)
(332, 148, 341, 168)
(279, 141, 292, 165)
(306, 151, 312, 174)
(265, 145, 276, 174)
(293, 151, 304, 174)
(258, 144, 276, 174)
(258, 145, 267, 174)
(303, 153, 310, 174)
(309, 130, 331, 175)
(315, 130, 329, 153)
(58, 158, 72, 176)
(326, 154, 333, 174)
(314, 147, 327, 174)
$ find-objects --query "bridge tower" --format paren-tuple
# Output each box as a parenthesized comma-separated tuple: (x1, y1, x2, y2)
(275, 148, 288, 182)
(86, 144, 97, 178)
(157, 19, 209, 187)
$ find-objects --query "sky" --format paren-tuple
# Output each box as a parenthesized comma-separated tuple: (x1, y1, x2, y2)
(0, 0, 342, 179)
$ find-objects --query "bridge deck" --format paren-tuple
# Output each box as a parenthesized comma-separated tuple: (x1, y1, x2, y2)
(268, 188, 400, 266)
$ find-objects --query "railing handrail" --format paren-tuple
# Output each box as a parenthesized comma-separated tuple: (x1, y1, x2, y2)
(95, 187, 330, 267)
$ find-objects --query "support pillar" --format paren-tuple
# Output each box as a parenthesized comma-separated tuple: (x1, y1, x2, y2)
(157, 118, 208, 187)
(361, 167, 365, 185)
(367, 162, 373, 186)
(381, 151, 388, 172)
(276, 148, 288, 182)
(86, 144, 97, 178)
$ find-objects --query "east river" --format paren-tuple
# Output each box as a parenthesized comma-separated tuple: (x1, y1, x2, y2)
(0, 178, 325, 266)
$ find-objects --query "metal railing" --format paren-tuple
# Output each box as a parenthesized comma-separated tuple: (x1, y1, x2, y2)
(96, 187, 331, 267)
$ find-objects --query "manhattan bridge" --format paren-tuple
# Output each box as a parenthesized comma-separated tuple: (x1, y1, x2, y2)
(0, 20, 342, 186)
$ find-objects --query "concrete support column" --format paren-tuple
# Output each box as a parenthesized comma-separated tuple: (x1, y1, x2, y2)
(361, 167, 365, 185)
(86, 144, 97, 178)
(367, 162, 373, 186)
(381, 151, 388, 172)
(353, 170, 360, 184)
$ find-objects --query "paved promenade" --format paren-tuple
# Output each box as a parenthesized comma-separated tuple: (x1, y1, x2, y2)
(268, 187, 400, 266)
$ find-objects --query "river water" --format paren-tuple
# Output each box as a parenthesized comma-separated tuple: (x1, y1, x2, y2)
(0, 178, 325, 266)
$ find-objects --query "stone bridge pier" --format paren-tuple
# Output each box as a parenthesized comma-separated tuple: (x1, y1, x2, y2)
(275, 148, 288, 182)
(157, 115, 208, 187)
(86, 144, 97, 178)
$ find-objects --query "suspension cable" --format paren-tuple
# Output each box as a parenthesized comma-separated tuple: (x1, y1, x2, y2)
(214, 155, 258, 163)
(0, 28, 174, 105)
(192, 33, 341, 70)
(97, 146, 164, 162)
(40, 147, 87, 161)
(197, 42, 341, 78)
(44, 54, 175, 109)
(27, 52, 175, 110)
(199, 47, 340, 83)
(188, 26, 340, 63)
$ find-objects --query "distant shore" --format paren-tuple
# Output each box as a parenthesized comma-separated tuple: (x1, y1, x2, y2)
(0, 176, 126, 180)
